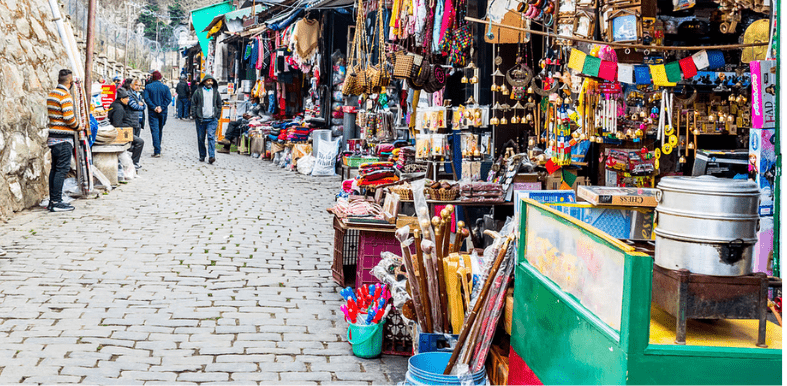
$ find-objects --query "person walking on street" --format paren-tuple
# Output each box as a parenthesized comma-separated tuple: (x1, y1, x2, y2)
(143, 70, 172, 158)
(176, 76, 191, 120)
(121, 79, 145, 168)
(46, 69, 79, 212)
(191, 75, 223, 164)
(113, 76, 122, 89)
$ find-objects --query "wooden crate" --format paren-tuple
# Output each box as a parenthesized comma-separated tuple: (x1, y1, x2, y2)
(486, 343, 509, 385)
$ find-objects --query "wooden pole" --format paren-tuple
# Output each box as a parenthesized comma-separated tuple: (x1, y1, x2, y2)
(83, 0, 97, 96)
(466, 17, 769, 51)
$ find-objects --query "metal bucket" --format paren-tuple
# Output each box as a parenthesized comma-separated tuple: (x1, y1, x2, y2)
(655, 176, 760, 276)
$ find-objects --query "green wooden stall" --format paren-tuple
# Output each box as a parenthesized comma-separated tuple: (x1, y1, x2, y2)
(509, 198, 782, 385)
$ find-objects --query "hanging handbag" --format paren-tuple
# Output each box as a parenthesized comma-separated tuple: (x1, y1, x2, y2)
(393, 49, 415, 79)
(423, 64, 447, 93)
(367, 2, 391, 93)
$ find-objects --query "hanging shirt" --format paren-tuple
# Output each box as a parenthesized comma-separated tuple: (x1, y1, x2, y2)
(202, 88, 215, 118)
(431, 0, 444, 53)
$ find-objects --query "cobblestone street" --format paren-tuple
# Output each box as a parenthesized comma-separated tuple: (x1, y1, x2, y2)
(0, 113, 407, 384)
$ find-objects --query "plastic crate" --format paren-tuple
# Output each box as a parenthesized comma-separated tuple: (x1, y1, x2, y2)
(344, 156, 380, 168)
(332, 217, 359, 287)
(416, 330, 459, 354)
(356, 230, 403, 287)
(382, 306, 414, 356)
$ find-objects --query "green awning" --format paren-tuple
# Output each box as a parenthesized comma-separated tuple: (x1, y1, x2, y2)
(190, 1, 235, 56)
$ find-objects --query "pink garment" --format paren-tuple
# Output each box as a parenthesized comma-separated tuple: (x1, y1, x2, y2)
(255, 36, 264, 70)
(439, 0, 455, 46)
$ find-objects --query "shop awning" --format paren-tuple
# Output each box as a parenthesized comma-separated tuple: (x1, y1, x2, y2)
(190, 1, 235, 56)
(306, 0, 354, 9)
(203, 4, 266, 37)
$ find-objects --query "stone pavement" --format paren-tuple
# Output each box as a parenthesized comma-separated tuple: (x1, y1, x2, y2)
(0, 112, 408, 384)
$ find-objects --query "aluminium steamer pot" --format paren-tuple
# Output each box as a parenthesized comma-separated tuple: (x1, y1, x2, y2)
(654, 175, 760, 276)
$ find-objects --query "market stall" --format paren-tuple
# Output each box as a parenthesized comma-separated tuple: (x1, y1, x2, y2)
(509, 197, 782, 385)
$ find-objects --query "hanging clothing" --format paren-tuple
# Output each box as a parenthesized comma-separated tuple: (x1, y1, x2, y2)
(293, 18, 321, 63)
(256, 36, 265, 70)
(439, 0, 455, 46)
(431, 0, 444, 53)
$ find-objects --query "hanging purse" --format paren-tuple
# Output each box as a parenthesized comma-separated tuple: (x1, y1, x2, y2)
(368, 2, 391, 93)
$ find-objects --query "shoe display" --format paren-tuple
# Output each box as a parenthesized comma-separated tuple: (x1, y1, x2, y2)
(49, 202, 75, 212)
(209, 157, 216, 164)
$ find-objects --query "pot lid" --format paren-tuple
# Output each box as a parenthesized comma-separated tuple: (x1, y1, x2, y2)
(657, 175, 759, 194)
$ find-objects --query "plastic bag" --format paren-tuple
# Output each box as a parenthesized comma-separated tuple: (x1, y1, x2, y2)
(372, 251, 410, 310)
(312, 137, 340, 176)
(297, 154, 315, 175)
(118, 152, 136, 180)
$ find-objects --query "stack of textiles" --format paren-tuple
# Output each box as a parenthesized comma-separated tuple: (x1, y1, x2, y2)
(287, 125, 312, 142)
(356, 162, 400, 187)
(393, 146, 416, 169)
(459, 182, 505, 202)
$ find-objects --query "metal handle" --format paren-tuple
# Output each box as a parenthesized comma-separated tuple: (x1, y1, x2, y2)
(656, 189, 663, 204)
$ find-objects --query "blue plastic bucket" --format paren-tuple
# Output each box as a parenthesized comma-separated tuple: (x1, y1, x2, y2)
(347, 320, 385, 358)
(406, 352, 487, 385)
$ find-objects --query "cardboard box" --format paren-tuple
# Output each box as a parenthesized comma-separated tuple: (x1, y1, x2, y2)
(749, 128, 776, 216)
(545, 170, 589, 192)
(577, 185, 659, 207)
(111, 127, 133, 144)
(750, 60, 776, 129)
(548, 202, 655, 240)
(753, 216, 774, 275)
(514, 190, 577, 229)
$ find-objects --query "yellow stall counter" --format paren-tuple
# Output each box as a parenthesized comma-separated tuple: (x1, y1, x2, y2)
(649, 303, 782, 349)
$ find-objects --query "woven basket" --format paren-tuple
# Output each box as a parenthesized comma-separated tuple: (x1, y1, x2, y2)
(426, 188, 457, 201)
(393, 52, 415, 79)
(390, 187, 413, 201)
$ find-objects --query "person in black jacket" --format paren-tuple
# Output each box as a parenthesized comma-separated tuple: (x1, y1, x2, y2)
(175, 76, 191, 120)
(108, 88, 144, 166)
(190, 75, 223, 164)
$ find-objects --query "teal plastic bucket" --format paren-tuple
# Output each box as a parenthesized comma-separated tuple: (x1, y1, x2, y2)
(347, 320, 385, 358)
(406, 352, 487, 385)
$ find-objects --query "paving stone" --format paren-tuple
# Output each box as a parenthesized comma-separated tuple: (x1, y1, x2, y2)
(0, 114, 401, 385)
(176, 372, 230, 382)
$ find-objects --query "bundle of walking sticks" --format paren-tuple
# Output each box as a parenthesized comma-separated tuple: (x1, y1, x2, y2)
(394, 204, 516, 375)
(395, 205, 472, 334)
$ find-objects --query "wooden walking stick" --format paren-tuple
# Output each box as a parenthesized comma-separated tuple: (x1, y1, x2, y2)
(433, 216, 450, 332)
(413, 229, 433, 332)
(450, 221, 465, 253)
(441, 207, 453, 258)
(421, 240, 444, 332)
(395, 226, 428, 332)
(444, 235, 513, 375)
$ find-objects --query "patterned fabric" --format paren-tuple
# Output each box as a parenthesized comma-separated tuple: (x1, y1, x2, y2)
(634, 64, 651, 85)
(679, 57, 697, 78)
(47, 84, 79, 132)
(650, 64, 675, 87)
(567, 49, 587, 72)
(665, 61, 683, 82)
(598, 61, 617, 81)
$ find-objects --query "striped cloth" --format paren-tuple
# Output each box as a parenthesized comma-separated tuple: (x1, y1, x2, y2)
(47, 84, 78, 147)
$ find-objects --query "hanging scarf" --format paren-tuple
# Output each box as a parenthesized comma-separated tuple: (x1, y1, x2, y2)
(255, 36, 265, 70)
(439, 0, 455, 48)
(430, 0, 443, 53)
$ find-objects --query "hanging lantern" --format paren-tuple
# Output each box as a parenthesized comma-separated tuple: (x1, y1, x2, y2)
(490, 116, 499, 125)
(461, 75, 469, 84)
(470, 75, 479, 84)
(527, 86, 534, 94)
(500, 116, 508, 125)
(491, 84, 499, 92)
(512, 115, 520, 124)
(679, 155, 687, 164)
(688, 142, 695, 150)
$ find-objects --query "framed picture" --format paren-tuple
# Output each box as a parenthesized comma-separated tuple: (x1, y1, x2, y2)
(559, 0, 576, 14)
(382, 191, 401, 223)
(609, 10, 640, 42)
(573, 10, 596, 38)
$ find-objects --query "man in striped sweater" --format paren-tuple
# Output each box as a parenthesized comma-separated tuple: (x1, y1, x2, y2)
(45, 69, 79, 212)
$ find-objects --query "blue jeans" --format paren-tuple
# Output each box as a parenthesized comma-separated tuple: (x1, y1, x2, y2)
(196, 118, 218, 159)
(177, 98, 190, 119)
(148, 111, 166, 155)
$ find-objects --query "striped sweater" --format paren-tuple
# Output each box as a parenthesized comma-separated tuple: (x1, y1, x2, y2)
(47, 84, 79, 131)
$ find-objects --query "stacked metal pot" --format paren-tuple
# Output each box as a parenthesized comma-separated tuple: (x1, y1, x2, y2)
(654, 175, 760, 276)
